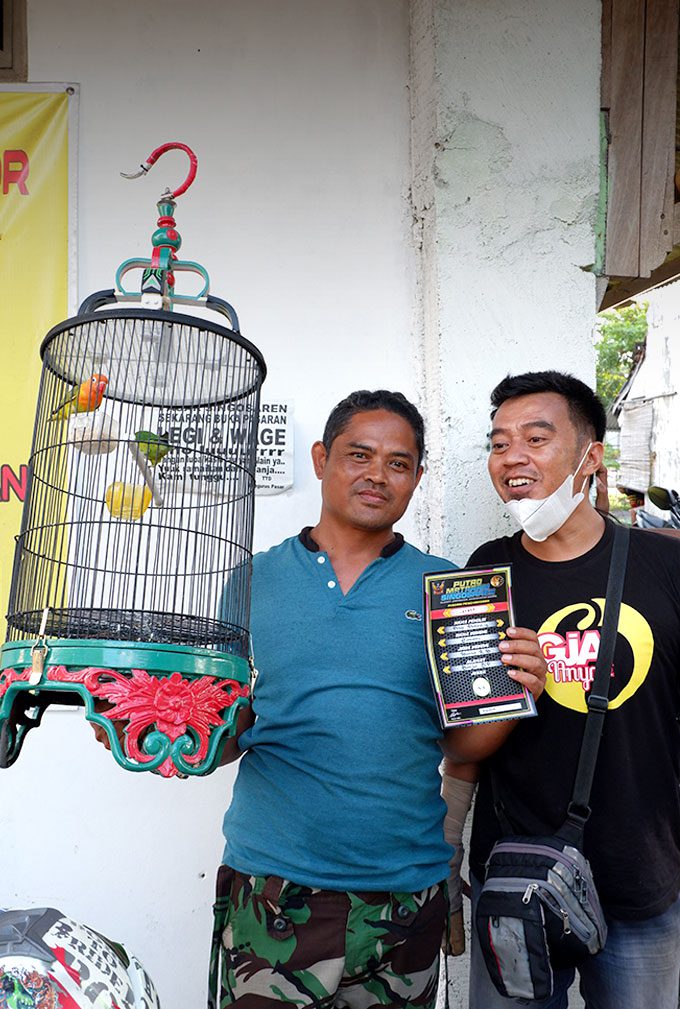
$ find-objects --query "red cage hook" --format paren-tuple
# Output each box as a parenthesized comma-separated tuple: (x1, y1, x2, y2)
(121, 142, 198, 199)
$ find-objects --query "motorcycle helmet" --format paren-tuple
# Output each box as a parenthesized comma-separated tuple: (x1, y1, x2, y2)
(0, 907, 161, 1008)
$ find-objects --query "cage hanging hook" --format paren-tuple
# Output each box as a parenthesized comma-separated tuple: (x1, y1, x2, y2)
(116, 142, 207, 305)
(120, 142, 198, 199)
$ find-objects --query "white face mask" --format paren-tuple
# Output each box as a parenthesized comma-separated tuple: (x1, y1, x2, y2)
(505, 444, 592, 542)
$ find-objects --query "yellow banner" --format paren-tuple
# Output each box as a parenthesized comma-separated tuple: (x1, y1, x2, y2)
(0, 89, 72, 617)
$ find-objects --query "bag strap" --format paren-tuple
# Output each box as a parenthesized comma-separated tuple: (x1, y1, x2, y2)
(560, 521, 630, 844)
(491, 521, 630, 843)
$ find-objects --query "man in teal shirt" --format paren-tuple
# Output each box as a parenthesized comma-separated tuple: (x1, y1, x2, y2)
(210, 390, 546, 1009)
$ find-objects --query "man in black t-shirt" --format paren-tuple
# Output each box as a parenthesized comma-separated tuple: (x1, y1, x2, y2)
(443, 371, 680, 1009)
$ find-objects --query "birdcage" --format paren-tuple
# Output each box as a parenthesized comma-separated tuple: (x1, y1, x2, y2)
(0, 144, 266, 777)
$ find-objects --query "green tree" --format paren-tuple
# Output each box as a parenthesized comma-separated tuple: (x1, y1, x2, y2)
(594, 302, 648, 408)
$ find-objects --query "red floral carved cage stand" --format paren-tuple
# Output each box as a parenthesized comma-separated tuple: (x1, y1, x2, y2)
(0, 144, 265, 777)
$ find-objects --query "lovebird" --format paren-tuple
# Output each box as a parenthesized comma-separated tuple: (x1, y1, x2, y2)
(50, 373, 108, 421)
(134, 430, 171, 466)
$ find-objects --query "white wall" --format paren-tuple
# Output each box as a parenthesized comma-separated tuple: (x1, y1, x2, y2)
(4, 2, 602, 1007)
(410, 0, 601, 561)
(29, 0, 419, 550)
(8, 4, 415, 1007)
(625, 285, 680, 496)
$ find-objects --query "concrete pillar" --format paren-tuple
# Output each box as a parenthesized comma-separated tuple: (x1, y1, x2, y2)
(410, 0, 602, 562)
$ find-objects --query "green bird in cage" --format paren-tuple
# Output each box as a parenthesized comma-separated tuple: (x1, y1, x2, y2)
(133, 430, 172, 466)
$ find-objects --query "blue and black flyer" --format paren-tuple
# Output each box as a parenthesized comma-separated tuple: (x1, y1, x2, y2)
(424, 565, 537, 728)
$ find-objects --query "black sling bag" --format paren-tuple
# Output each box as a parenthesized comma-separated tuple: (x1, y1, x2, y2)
(475, 522, 630, 1001)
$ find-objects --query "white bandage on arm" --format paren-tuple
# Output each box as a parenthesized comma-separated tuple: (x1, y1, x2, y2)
(442, 772, 476, 912)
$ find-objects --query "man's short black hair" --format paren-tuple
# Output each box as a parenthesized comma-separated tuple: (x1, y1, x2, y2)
(490, 370, 607, 444)
(322, 390, 425, 465)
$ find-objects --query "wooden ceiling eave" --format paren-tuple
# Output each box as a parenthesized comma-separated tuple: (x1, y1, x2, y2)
(600, 207, 680, 309)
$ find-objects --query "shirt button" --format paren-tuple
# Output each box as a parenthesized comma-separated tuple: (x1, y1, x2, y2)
(272, 916, 289, 932)
(396, 904, 410, 919)
(317, 555, 326, 564)
(327, 580, 336, 589)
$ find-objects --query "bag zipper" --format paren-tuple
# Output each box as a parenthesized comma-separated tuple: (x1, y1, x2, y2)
(522, 883, 574, 938)
(488, 842, 593, 906)
(482, 876, 593, 943)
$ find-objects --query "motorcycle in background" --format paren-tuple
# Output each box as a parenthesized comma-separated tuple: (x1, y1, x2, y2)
(635, 486, 680, 530)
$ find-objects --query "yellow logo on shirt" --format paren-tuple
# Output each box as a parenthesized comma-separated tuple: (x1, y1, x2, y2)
(538, 599, 654, 713)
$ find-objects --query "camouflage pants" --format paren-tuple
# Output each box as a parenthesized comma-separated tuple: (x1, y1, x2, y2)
(208, 865, 447, 1009)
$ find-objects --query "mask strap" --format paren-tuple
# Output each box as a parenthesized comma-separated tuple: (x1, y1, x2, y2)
(575, 442, 594, 495)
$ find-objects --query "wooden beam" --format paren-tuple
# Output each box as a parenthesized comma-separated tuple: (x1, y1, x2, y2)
(601, 0, 613, 108)
(639, 0, 679, 276)
(605, 0, 646, 277)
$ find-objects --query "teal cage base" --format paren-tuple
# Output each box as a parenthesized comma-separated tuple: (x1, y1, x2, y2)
(0, 639, 250, 777)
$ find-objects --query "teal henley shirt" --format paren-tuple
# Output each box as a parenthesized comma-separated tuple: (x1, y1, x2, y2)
(222, 533, 457, 892)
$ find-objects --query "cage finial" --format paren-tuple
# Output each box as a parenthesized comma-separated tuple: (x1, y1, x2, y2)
(116, 142, 209, 308)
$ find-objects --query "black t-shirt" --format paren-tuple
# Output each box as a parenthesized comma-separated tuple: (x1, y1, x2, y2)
(468, 520, 680, 920)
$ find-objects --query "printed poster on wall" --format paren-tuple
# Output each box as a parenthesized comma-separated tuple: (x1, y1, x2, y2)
(0, 85, 78, 615)
(153, 399, 295, 497)
(255, 400, 294, 495)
